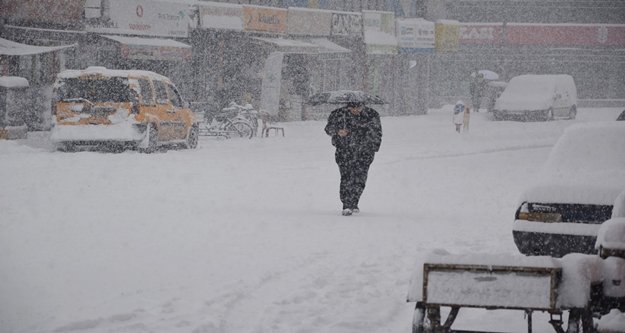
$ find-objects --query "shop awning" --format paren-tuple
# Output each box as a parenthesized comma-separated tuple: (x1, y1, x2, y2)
(307, 38, 351, 55)
(253, 37, 351, 56)
(253, 37, 319, 54)
(0, 37, 76, 56)
(101, 35, 192, 61)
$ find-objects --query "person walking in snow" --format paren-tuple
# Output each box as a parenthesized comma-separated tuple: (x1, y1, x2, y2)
(325, 101, 382, 216)
(453, 101, 466, 133)
(469, 72, 486, 112)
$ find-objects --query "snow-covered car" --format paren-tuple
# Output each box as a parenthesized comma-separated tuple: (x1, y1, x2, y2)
(50, 67, 198, 152)
(492, 74, 577, 121)
(513, 122, 625, 257)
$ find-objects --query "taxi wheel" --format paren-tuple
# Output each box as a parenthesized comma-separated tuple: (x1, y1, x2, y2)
(185, 125, 199, 149)
(139, 123, 158, 154)
(58, 142, 76, 152)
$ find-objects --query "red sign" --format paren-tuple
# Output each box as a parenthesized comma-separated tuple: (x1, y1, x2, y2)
(459, 23, 625, 47)
(459, 24, 504, 45)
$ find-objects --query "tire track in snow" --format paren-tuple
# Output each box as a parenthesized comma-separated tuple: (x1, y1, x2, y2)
(190, 251, 332, 333)
(197, 245, 414, 333)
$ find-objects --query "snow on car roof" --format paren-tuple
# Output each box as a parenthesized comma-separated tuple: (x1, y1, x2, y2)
(503, 75, 557, 94)
(57, 67, 171, 82)
(613, 190, 625, 218)
(520, 122, 625, 205)
(596, 218, 625, 250)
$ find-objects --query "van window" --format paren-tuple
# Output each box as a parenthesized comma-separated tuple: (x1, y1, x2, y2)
(138, 79, 154, 105)
(167, 84, 183, 108)
(56, 77, 130, 102)
(154, 80, 169, 105)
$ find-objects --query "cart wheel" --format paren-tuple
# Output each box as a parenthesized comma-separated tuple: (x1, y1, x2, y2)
(413, 304, 452, 333)
(566, 308, 595, 333)
(412, 303, 427, 333)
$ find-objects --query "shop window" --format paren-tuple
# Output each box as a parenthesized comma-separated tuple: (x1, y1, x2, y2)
(154, 80, 169, 104)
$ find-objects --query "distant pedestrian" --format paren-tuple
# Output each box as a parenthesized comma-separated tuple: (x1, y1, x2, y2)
(453, 101, 466, 133)
(463, 103, 471, 132)
(325, 101, 382, 216)
(469, 72, 486, 112)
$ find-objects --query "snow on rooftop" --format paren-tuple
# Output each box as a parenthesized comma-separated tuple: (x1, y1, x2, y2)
(0, 37, 75, 56)
(0, 76, 29, 88)
(102, 35, 191, 48)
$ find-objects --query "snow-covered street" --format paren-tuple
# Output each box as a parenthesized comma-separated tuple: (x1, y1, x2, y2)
(1, 107, 623, 333)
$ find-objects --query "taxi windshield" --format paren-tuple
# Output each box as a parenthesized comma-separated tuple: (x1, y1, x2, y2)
(56, 77, 131, 103)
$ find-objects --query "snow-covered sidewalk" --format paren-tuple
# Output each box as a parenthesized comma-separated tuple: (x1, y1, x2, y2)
(1, 107, 623, 333)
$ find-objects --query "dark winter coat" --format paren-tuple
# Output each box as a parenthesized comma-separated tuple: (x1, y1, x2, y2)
(324, 106, 382, 153)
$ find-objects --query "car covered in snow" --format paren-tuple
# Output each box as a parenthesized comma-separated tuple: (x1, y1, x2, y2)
(513, 122, 625, 257)
(492, 74, 577, 121)
(50, 67, 198, 152)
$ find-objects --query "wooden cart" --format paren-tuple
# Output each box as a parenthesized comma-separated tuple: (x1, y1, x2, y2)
(409, 262, 595, 333)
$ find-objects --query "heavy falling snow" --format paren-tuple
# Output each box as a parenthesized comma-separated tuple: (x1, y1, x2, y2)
(2, 0, 625, 332)
(1, 107, 624, 333)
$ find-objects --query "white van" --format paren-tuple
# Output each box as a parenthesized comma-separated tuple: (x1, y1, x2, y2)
(493, 74, 577, 121)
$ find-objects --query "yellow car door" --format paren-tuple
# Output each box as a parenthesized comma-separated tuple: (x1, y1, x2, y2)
(152, 79, 182, 141)
(165, 83, 193, 140)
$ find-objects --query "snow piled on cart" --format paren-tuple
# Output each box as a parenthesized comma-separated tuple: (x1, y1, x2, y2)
(406, 250, 615, 309)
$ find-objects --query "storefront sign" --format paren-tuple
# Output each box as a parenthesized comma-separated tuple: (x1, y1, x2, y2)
(243, 6, 287, 34)
(199, 3, 244, 31)
(330, 12, 362, 36)
(396, 18, 435, 53)
(363, 11, 397, 54)
(287, 8, 332, 36)
(459, 23, 503, 46)
(505, 23, 625, 47)
(435, 20, 460, 52)
(85, 0, 191, 37)
(1, 0, 83, 25)
(456, 23, 625, 48)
